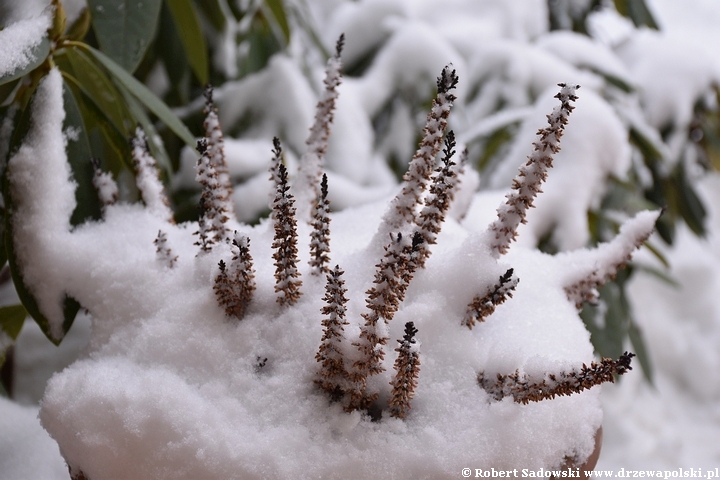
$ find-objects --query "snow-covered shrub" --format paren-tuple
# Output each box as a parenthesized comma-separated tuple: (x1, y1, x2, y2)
(4, 38, 659, 474)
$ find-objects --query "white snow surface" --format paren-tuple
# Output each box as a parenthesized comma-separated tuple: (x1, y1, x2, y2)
(5, 67, 652, 478)
(0, 9, 50, 78)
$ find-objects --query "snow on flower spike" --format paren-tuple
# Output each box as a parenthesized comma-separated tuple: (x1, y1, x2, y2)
(309, 173, 332, 275)
(294, 34, 345, 219)
(271, 147, 303, 306)
(315, 264, 352, 401)
(389, 321, 421, 419)
(462, 268, 519, 329)
(90, 157, 118, 212)
(213, 233, 256, 319)
(487, 83, 580, 258)
(194, 137, 232, 253)
(202, 84, 235, 220)
(131, 127, 174, 223)
(478, 352, 635, 404)
(379, 65, 459, 240)
(415, 130, 461, 269)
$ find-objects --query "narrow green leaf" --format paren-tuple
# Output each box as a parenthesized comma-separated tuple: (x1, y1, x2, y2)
(613, 0, 658, 29)
(157, 3, 191, 103)
(264, 0, 290, 44)
(61, 47, 134, 136)
(0, 78, 21, 105)
(628, 321, 654, 384)
(0, 304, 27, 340)
(671, 163, 707, 237)
(0, 206, 6, 269)
(194, 0, 226, 32)
(165, 0, 209, 85)
(118, 82, 173, 176)
(641, 240, 670, 269)
(62, 80, 103, 225)
(636, 264, 679, 288)
(83, 45, 196, 147)
(0, 37, 50, 86)
(87, 0, 163, 73)
(65, 7, 92, 41)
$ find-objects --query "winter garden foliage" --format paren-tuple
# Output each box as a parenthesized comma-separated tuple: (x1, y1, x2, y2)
(2, 0, 720, 477)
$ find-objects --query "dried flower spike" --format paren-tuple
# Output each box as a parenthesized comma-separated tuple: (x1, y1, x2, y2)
(478, 352, 635, 404)
(154, 230, 178, 268)
(309, 173, 332, 275)
(315, 265, 351, 401)
(564, 210, 658, 308)
(294, 34, 344, 218)
(462, 268, 519, 329)
(271, 160, 302, 306)
(131, 127, 173, 222)
(348, 231, 425, 411)
(415, 130, 460, 268)
(487, 83, 580, 258)
(195, 137, 232, 253)
(90, 157, 118, 211)
(380, 65, 459, 238)
(202, 84, 235, 219)
(389, 322, 421, 419)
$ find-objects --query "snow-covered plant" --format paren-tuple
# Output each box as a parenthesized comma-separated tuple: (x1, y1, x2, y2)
(1, 47, 662, 474)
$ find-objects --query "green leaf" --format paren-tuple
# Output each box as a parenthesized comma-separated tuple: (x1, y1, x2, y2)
(62, 79, 103, 225)
(165, 0, 209, 85)
(0, 304, 27, 340)
(84, 45, 196, 147)
(628, 321, 654, 384)
(194, 0, 226, 32)
(671, 162, 706, 237)
(0, 37, 50, 86)
(87, 0, 163, 73)
(60, 70, 135, 174)
(157, 4, 191, 103)
(0, 78, 21, 105)
(2, 83, 80, 345)
(65, 7, 92, 41)
(59, 47, 134, 136)
(0, 206, 6, 269)
(263, 0, 290, 44)
(614, 0, 659, 29)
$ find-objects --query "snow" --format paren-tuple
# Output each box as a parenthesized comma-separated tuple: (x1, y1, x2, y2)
(6, 68, 76, 341)
(0, 11, 50, 78)
(3, 0, 720, 476)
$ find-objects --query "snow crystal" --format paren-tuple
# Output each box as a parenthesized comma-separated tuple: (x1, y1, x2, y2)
(0, 10, 51, 78)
